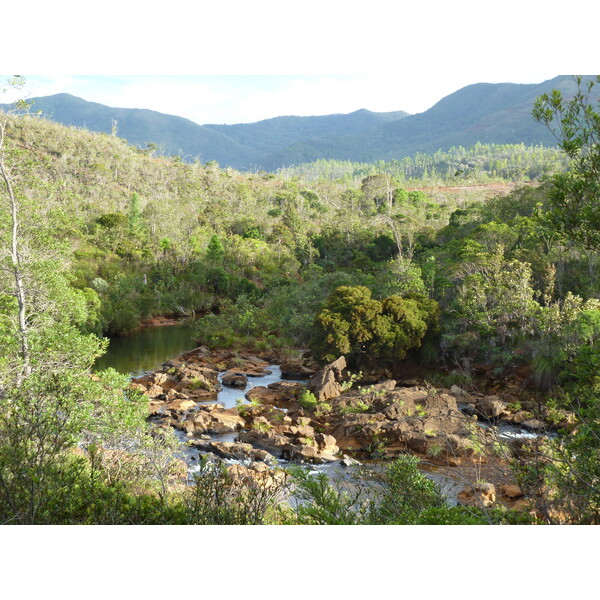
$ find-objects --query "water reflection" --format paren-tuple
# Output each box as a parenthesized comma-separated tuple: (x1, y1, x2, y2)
(93, 322, 197, 376)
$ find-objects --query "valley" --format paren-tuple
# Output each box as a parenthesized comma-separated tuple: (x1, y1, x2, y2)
(1, 75, 599, 525)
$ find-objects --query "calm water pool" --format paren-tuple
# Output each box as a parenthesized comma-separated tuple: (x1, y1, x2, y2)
(93, 321, 198, 376)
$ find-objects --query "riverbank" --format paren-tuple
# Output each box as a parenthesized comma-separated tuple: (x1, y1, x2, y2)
(125, 343, 573, 515)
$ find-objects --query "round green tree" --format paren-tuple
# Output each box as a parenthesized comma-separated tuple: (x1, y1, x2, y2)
(310, 285, 438, 365)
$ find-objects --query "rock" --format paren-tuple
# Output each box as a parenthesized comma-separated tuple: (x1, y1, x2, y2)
(225, 463, 286, 490)
(280, 359, 318, 379)
(458, 482, 496, 508)
(341, 455, 362, 467)
(522, 419, 547, 432)
(245, 381, 304, 405)
(500, 484, 524, 500)
(511, 410, 534, 424)
(372, 379, 396, 392)
(146, 384, 164, 398)
(476, 395, 507, 419)
(221, 372, 248, 388)
(450, 384, 467, 397)
(154, 372, 169, 386)
(182, 406, 246, 435)
(307, 356, 347, 401)
(315, 433, 339, 456)
(165, 398, 197, 412)
(204, 441, 277, 464)
(294, 444, 318, 459)
(289, 424, 315, 437)
(180, 371, 216, 392)
(398, 379, 421, 387)
(131, 374, 152, 387)
(238, 430, 291, 458)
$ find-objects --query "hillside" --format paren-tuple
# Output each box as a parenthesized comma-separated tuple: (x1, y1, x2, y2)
(2, 77, 600, 526)
(3, 93, 408, 169)
(260, 76, 594, 169)
(2, 76, 592, 170)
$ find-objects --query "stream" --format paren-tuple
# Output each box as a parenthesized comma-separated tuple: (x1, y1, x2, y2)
(94, 322, 543, 506)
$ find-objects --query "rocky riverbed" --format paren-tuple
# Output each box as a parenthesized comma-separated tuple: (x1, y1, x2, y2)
(129, 346, 574, 512)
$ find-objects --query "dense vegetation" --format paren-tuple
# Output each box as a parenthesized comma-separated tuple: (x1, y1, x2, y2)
(276, 143, 568, 184)
(1, 75, 599, 524)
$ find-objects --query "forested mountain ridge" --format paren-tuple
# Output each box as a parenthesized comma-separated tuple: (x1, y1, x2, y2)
(1, 76, 593, 170)
(1, 93, 408, 169)
(260, 76, 596, 168)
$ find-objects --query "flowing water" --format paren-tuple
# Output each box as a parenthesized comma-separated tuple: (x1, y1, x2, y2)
(95, 323, 542, 505)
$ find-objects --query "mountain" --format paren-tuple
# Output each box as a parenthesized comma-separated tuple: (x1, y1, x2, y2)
(2, 93, 408, 169)
(204, 108, 408, 156)
(7, 93, 260, 167)
(257, 76, 594, 169)
(1, 76, 591, 170)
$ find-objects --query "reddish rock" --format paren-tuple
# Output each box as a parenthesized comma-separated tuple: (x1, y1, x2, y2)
(146, 384, 164, 398)
(458, 482, 496, 508)
(307, 356, 347, 401)
(476, 396, 507, 419)
(182, 406, 245, 435)
(221, 372, 249, 388)
(500, 484, 524, 500)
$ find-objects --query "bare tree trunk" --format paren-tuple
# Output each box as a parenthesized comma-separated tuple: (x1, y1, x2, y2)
(0, 119, 31, 382)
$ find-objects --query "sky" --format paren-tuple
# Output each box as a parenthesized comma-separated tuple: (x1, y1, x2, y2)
(13, 73, 560, 125)
(3, 1, 597, 126)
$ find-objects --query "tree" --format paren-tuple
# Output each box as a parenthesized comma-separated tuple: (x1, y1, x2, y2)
(206, 234, 225, 263)
(532, 75, 600, 251)
(0, 78, 161, 524)
(0, 76, 31, 385)
(310, 285, 438, 365)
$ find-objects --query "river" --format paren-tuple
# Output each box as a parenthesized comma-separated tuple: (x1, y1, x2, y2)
(94, 321, 199, 376)
(93, 321, 537, 507)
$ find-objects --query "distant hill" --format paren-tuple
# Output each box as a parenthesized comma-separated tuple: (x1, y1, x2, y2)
(2, 93, 408, 169)
(1, 76, 592, 170)
(258, 76, 595, 169)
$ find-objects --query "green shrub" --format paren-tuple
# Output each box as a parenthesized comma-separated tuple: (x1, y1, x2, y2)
(298, 390, 318, 410)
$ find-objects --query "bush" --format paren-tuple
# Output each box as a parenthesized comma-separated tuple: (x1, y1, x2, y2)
(310, 285, 439, 365)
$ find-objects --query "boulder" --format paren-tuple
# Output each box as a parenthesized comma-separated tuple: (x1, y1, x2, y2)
(521, 419, 547, 432)
(450, 384, 468, 397)
(200, 441, 277, 464)
(146, 384, 164, 399)
(225, 463, 286, 490)
(245, 381, 304, 405)
(165, 398, 197, 413)
(280, 359, 318, 379)
(341, 455, 362, 467)
(476, 395, 507, 420)
(221, 372, 248, 388)
(499, 484, 524, 500)
(458, 482, 497, 508)
(315, 433, 339, 456)
(182, 406, 246, 435)
(238, 430, 291, 458)
(307, 356, 347, 401)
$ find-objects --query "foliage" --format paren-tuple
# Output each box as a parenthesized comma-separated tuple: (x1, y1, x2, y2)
(286, 455, 529, 525)
(298, 389, 318, 410)
(310, 285, 438, 365)
(532, 76, 600, 251)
